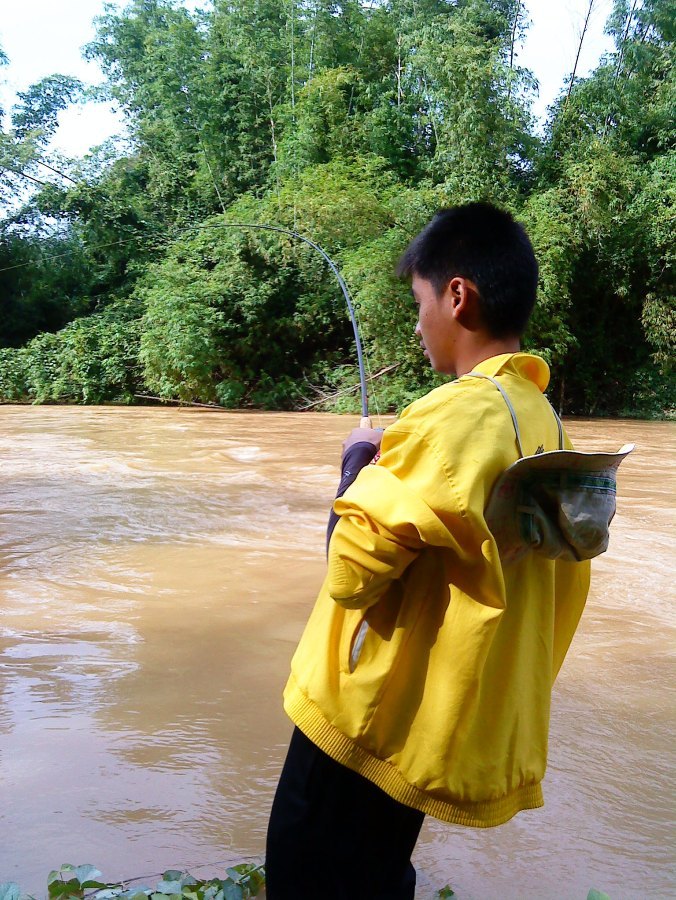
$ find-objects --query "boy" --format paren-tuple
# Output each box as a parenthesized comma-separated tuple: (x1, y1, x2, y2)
(265, 202, 590, 898)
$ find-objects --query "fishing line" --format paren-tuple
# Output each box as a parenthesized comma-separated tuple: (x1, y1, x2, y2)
(156, 220, 371, 420)
(0, 219, 372, 419)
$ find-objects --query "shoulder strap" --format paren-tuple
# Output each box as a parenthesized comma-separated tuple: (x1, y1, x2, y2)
(465, 372, 564, 457)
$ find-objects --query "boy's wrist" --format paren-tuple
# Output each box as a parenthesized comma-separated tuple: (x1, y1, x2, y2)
(341, 441, 378, 473)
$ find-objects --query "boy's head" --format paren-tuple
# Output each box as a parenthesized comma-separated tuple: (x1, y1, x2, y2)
(397, 202, 538, 343)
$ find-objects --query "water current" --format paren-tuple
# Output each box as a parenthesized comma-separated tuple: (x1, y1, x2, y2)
(0, 407, 673, 898)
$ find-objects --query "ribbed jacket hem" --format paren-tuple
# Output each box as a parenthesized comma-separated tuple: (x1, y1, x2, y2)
(284, 678, 544, 828)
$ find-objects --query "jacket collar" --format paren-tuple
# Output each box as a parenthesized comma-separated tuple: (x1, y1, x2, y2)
(468, 352, 550, 393)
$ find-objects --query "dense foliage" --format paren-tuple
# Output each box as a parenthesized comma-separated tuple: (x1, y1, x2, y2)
(0, 0, 673, 416)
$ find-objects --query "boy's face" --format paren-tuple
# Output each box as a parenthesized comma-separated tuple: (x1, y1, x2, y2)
(412, 274, 458, 375)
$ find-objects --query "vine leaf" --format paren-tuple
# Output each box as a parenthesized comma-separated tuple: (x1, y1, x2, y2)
(0, 883, 21, 900)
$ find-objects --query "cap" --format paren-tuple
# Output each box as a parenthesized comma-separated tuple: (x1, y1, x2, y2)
(485, 444, 635, 565)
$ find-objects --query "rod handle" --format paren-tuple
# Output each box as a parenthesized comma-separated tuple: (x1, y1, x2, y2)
(360, 416, 372, 428)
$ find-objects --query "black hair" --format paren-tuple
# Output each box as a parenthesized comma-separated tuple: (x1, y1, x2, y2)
(396, 202, 538, 338)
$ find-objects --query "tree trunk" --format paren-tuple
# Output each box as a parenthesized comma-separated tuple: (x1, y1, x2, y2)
(564, 0, 596, 108)
(308, 0, 318, 86)
(397, 33, 403, 107)
(289, 0, 295, 116)
(506, 0, 522, 103)
(602, 0, 640, 139)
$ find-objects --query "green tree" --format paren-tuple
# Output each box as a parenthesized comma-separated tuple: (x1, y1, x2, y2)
(0, 57, 82, 206)
(138, 158, 397, 406)
(0, 227, 91, 347)
(1, 0, 672, 416)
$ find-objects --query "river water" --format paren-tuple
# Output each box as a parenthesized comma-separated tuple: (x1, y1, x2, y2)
(0, 407, 673, 898)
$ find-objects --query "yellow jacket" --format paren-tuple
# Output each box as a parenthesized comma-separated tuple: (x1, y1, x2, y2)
(284, 353, 590, 827)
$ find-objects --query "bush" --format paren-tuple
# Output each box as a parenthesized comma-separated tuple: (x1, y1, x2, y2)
(0, 303, 142, 404)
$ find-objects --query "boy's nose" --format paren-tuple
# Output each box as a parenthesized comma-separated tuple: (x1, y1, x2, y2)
(415, 320, 421, 335)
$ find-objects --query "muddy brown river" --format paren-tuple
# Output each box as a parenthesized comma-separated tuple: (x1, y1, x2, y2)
(0, 407, 673, 898)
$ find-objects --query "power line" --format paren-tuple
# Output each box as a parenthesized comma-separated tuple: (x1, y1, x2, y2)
(0, 163, 51, 188)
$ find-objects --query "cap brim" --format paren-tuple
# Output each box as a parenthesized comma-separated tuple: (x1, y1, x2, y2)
(504, 443, 635, 477)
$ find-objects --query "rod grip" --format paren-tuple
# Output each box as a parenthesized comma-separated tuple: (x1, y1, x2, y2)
(360, 416, 372, 428)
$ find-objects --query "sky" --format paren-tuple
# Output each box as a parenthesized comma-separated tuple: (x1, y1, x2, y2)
(0, 0, 616, 158)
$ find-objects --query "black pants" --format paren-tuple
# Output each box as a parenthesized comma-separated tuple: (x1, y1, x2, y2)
(265, 727, 425, 899)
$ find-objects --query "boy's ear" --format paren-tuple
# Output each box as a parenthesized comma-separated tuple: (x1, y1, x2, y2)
(446, 276, 465, 313)
(446, 276, 481, 327)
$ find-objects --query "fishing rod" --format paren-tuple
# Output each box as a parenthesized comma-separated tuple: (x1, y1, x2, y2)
(178, 100, 373, 422)
(195, 221, 372, 424)
(0, 217, 374, 422)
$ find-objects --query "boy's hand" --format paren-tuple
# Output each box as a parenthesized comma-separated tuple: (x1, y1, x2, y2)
(342, 427, 383, 453)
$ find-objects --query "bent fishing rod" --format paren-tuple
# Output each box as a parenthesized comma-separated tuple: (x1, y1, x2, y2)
(2, 139, 370, 415)
(0, 217, 374, 422)
(195, 221, 372, 426)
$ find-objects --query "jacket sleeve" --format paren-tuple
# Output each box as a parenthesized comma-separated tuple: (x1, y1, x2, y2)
(327, 426, 465, 610)
(327, 441, 378, 553)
